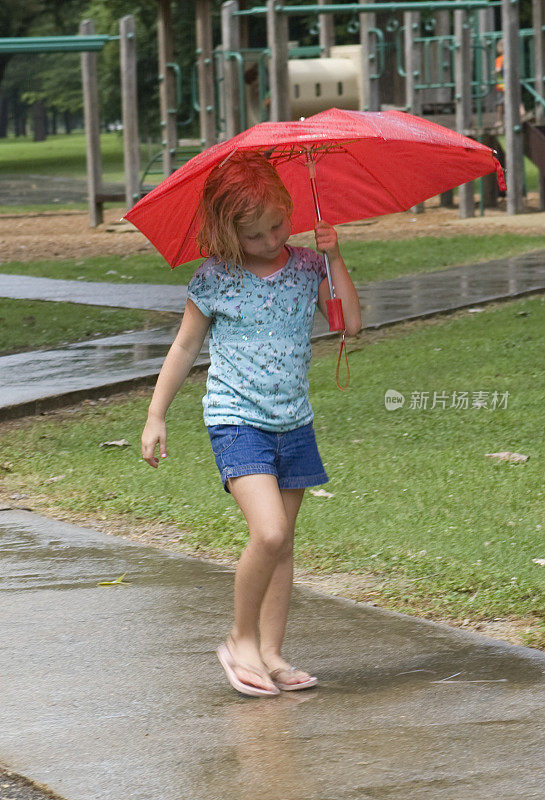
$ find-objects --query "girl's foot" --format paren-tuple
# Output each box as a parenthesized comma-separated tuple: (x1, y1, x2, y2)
(261, 653, 315, 688)
(226, 634, 278, 693)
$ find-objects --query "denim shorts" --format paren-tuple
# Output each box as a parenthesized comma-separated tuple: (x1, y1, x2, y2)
(207, 421, 329, 494)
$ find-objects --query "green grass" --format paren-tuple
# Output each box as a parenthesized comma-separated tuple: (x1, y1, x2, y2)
(2, 233, 544, 354)
(0, 203, 91, 214)
(0, 130, 539, 204)
(0, 132, 192, 185)
(1, 234, 545, 286)
(339, 233, 545, 283)
(0, 253, 200, 284)
(496, 134, 540, 194)
(2, 293, 545, 634)
(0, 132, 126, 183)
(525, 156, 540, 194)
(0, 298, 179, 357)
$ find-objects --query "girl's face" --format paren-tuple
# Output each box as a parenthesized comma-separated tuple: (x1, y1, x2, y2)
(237, 204, 291, 268)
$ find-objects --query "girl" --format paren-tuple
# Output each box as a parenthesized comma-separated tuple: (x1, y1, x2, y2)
(141, 151, 361, 698)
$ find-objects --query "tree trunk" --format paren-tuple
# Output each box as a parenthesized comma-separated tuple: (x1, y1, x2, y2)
(32, 101, 47, 141)
(15, 101, 27, 136)
(64, 110, 72, 134)
(0, 90, 8, 138)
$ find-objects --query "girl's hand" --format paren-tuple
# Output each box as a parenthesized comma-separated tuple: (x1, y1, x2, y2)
(314, 220, 340, 261)
(142, 415, 167, 468)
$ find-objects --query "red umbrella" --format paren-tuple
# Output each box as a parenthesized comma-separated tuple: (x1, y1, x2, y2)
(125, 108, 505, 386)
(126, 107, 505, 270)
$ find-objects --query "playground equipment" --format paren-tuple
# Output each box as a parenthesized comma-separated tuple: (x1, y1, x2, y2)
(192, 0, 545, 217)
(4, 2, 543, 225)
(288, 56, 360, 117)
(80, 17, 139, 226)
(0, 18, 140, 227)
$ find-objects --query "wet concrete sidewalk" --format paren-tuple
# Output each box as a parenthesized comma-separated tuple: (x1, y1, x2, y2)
(2, 249, 545, 417)
(2, 506, 545, 800)
(0, 273, 188, 311)
(2, 249, 545, 314)
(0, 175, 125, 206)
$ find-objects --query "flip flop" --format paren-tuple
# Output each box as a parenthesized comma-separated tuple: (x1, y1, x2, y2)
(216, 643, 280, 698)
(269, 665, 319, 691)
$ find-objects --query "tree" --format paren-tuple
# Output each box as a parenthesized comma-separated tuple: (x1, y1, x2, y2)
(0, 0, 88, 136)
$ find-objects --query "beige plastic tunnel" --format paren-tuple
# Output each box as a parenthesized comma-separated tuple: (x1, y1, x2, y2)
(244, 46, 361, 126)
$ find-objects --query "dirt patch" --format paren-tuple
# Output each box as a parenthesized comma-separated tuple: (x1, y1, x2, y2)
(1, 194, 544, 263)
(0, 764, 67, 800)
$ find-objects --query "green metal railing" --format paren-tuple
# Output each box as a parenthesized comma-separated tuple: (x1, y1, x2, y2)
(521, 80, 545, 111)
(233, 2, 499, 15)
(139, 143, 202, 193)
(0, 35, 118, 54)
(390, 26, 542, 100)
(140, 58, 200, 188)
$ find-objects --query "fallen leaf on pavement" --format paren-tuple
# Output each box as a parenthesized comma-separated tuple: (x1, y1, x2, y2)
(98, 573, 131, 586)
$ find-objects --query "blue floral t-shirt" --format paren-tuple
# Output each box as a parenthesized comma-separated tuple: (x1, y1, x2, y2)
(187, 244, 327, 432)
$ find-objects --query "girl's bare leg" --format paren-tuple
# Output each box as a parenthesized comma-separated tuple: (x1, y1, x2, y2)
(225, 473, 292, 691)
(259, 488, 313, 685)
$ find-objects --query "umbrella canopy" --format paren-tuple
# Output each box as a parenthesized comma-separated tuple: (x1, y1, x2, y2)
(125, 108, 505, 268)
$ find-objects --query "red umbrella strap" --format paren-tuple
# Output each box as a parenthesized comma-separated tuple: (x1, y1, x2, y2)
(336, 333, 350, 391)
(493, 157, 507, 192)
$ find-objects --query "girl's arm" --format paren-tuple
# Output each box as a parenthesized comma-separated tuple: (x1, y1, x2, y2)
(142, 300, 211, 468)
(314, 220, 362, 337)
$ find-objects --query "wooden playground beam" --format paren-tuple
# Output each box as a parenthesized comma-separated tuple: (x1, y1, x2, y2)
(80, 16, 139, 226)
(267, 0, 290, 122)
(120, 15, 140, 208)
(535, 0, 545, 126)
(157, 0, 177, 178)
(502, 0, 525, 214)
(196, 0, 216, 148)
(533, 0, 545, 208)
(222, 0, 242, 138)
(360, 0, 379, 111)
(80, 19, 103, 227)
(318, 0, 335, 57)
(404, 10, 425, 213)
(455, 8, 475, 218)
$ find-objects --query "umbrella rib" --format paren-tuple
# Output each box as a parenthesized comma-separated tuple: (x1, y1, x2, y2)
(172, 202, 202, 267)
(344, 148, 406, 213)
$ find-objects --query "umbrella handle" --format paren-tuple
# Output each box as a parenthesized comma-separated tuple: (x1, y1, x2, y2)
(306, 149, 350, 389)
(306, 152, 346, 333)
(326, 296, 345, 332)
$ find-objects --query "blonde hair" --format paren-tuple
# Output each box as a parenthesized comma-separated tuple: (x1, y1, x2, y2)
(196, 151, 293, 280)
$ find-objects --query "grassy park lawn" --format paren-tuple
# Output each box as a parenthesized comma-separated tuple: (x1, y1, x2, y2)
(0, 298, 178, 357)
(0, 131, 197, 187)
(0, 130, 540, 192)
(3, 232, 545, 354)
(2, 292, 545, 645)
(0, 132, 155, 185)
(2, 233, 545, 286)
(0, 132, 126, 183)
